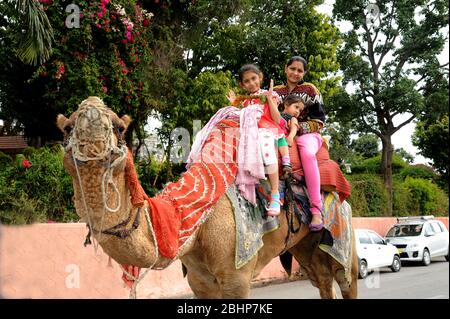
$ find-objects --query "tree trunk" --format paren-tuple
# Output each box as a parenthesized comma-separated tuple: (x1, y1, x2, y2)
(381, 135, 394, 216)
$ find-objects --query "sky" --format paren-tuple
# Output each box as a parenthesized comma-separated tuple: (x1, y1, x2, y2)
(316, 0, 449, 165)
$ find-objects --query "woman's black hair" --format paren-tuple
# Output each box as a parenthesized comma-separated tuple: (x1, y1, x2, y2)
(238, 64, 262, 82)
(286, 56, 308, 70)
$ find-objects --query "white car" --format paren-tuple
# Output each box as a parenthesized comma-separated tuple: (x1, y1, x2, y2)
(355, 228, 401, 279)
(385, 216, 449, 266)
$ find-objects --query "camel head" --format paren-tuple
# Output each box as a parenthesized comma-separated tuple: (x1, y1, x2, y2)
(57, 96, 131, 162)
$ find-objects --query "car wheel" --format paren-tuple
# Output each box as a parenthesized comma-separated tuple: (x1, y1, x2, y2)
(390, 255, 401, 272)
(422, 248, 431, 266)
(446, 245, 449, 262)
(358, 259, 368, 279)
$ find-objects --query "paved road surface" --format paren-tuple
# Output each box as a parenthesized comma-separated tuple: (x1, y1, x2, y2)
(250, 258, 449, 299)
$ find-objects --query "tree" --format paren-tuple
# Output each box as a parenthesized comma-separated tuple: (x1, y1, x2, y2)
(351, 134, 379, 158)
(13, 0, 54, 66)
(412, 76, 449, 184)
(331, 0, 449, 215)
(413, 115, 449, 181)
(188, 0, 342, 103)
(395, 147, 414, 164)
(0, 0, 248, 148)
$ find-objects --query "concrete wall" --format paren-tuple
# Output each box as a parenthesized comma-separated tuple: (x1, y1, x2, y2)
(1, 217, 448, 299)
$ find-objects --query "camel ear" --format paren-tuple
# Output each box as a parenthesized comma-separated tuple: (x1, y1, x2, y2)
(121, 115, 131, 129)
(56, 114, 68, 132)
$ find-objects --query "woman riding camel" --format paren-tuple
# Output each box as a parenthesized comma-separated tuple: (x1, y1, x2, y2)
(274, 56, 326, 231)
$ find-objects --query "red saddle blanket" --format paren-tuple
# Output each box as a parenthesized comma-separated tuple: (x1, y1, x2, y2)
(126, 120, 240, 259)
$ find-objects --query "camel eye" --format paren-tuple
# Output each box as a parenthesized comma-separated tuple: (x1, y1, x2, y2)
(117, 126, 125, 133)
(64, 125, 73, 134)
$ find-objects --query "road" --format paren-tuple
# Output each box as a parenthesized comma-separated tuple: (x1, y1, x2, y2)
(250, 258, 449, 299)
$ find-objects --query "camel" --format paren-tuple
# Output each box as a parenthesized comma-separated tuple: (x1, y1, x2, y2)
(56, 96, 358, 299)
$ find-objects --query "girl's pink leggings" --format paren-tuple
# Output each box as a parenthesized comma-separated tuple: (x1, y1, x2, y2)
(296, 133, 323, 214)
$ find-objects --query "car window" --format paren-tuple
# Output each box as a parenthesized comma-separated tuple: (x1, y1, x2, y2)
(437, 222, 447, 232)
(386, 224, 423, 237)
(357, 232, 372, 244)
(431, 222, 442, 233)
(368, 232, 384, 245)
(424, 223, 434, 235)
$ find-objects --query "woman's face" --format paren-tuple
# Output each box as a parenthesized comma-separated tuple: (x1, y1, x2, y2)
(285, 61, 306, 84)
(239, 71, 262, 94)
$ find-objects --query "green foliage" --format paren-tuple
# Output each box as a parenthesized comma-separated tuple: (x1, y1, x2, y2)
(395, 148, 414, 164)
(135, 156, 179, 197)
(188, 0, 342, 103)
(352, 154, 407, 174)
(0, 151, 13, 170)
(392, 180, 411, 217)
(331, 0, 449, 213)
(399, 165, 437, 181)
(322, 122, 365, 165)
(13, 0, 55, 65)
(413, 114, 449, 180)
(346, 174, 388, 216)
(347, 173, 448, 217)
(351, 134, 379, 159)
(402, 177, 448, 216)
(1, 0, 155, 144)
(0, 146, 77, 224)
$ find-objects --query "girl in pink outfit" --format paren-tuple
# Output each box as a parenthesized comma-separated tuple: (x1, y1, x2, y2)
(274, 56, 326, 231)
(229, 64, 286, 216)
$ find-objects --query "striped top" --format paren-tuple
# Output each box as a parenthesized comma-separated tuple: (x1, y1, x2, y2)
(274, 82, 326, 134)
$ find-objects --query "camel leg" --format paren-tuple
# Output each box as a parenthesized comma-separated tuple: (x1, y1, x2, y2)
(334, 267, 357, 299)
(185, 267, 222, 299)
(311, 251, 338, 299)
(289, 232, 337, 299)
(216, 271, 253, 299)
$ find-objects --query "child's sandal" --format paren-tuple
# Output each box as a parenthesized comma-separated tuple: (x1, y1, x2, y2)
(267, 194, 281, 217)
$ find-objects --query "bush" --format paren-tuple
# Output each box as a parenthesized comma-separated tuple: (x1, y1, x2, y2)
(402, 177, 448, 216)
(0, 151, 12, 170)
(0, 146, 78, 224)
(392, 180, 411, 217)
(399, 164, 437, 181)
(346, 174, 388, 216)
(352, 154, 408, 174)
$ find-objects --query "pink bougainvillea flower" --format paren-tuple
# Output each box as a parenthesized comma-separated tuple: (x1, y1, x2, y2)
(58, 65, 65, 75)
(96, 23, 102, 28)
(143, 18, 150, 27)
(125, 31, 132, 41)
(97, 11, 104, 18)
